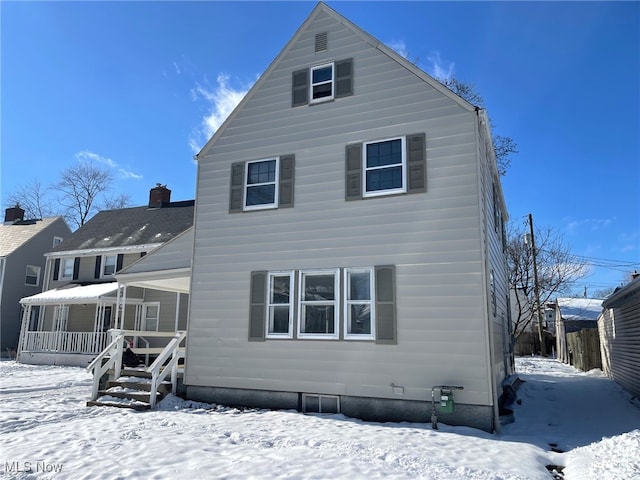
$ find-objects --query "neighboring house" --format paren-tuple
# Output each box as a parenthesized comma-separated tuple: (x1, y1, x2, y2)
(184, 3, 511, 432)
(598, 274, 640, 398)
(17, 185, 194, 366)
(0, 207, 71, 356)
(554, 297, 603, 365)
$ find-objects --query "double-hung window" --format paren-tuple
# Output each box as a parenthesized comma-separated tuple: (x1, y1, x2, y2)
(245, 158, 279, 210)
(344, 268, 374, 339)
(102, 255, 117, 277)
(310, 63, 334, 103)
(25, 265, 41, 286)
(292, 58, 353, 107)
(364, 137, 406, 197)
(266, 272, 294, 338)
(298, 269, 339, 339)
(61, 258, 75, 279)
(142, 303, 160, 332)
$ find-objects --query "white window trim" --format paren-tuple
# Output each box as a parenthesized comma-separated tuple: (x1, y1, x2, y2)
(344, 268, 375, 340)
(266, 271, 294, 339)
(53, 236, 63, 248)
(25, 265, 41, 287)
(297, 268, 340, 340)
(142, 302, 161, 332)
(362, 136, 407, 198)
(101, 254, 117, 278)
(244, 157, 280, 211)
(60, 257, 75, 279)
(309, 62, 334, 104)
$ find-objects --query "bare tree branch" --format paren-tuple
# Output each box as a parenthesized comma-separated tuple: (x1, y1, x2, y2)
(53, 161, 113, 229)
(101, 192, 132, 211)
(4, 179, 56, 220)
(508, 222, 587, 339)
(436, 75, 517, 176)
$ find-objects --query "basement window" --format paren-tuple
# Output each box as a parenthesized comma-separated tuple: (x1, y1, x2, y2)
(302, 394, 340, 414)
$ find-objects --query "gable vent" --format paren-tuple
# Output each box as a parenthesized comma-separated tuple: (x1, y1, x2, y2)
(315, 32, 328, 52)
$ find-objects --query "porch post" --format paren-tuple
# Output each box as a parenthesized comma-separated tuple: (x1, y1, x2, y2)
(16, 304, 32, 362)
(174, 292, 180, 331)
(114, 285, 122, 330)
(121, 285, 128, 329)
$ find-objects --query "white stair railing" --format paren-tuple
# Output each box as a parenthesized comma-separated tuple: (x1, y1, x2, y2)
(86, 330, 126, 401)
(146, 331, 187, 408)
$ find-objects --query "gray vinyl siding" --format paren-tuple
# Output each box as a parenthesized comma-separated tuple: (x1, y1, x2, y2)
(0, 218, 70, 352)
(119, 229, 192, 275)
(599, 282, 640, 397)
(187, 11, 501, 408)
(476, 115, 512, 402)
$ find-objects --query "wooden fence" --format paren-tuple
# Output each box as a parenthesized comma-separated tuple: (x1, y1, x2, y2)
(566, 328, 601, 372)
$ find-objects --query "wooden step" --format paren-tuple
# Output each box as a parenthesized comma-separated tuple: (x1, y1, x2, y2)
(86, 398, 151, 411)
(107, 379, 171, 393)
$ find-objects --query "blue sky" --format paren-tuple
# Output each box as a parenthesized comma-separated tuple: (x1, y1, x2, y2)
(2, 1, 638, 295)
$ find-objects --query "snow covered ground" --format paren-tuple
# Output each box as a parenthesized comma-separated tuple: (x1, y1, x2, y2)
(1, 357, 639, 479)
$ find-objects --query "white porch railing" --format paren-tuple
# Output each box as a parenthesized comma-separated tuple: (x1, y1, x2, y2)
(21, 331, 109, 354)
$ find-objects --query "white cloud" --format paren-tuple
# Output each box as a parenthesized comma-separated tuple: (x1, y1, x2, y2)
(426, 51, 455, 80)
(387, 40, 409, 59)
(189, 74, 252, 154)
(75, 150, 143, 180)
(565, 217, 616, 233)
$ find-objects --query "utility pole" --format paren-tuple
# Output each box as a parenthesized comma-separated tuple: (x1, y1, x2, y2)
(528, 213, 546, 356)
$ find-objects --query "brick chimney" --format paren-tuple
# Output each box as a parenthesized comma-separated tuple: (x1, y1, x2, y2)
(149, 184, 171, 208)
(5, 205, 25, 223)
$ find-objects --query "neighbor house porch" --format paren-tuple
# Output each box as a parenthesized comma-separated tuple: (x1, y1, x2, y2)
(17, 282, 186, 367)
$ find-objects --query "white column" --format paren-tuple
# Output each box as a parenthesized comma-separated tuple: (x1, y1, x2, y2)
(16, 304, 32, 361)
(174, 292, 181, 331)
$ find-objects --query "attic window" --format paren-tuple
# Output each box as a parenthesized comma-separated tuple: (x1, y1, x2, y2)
(315, 32, 328, 52)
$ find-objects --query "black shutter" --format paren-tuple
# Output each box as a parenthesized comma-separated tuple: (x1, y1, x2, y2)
(116, 254, 124, 272)
(335, 58, 353, 98)
(292, 69, 309, 107)
(249, 271, 267, 341)
(345, 143, 362, 201)
(229, 162, 245, 213)
(375, 265, 397, 344)
(53, 258, 60, 281)
(406, 133, 426, 193)
(94, 256, 102, 279)
(279, 154, 295, 208)
(72, 257, 80, 280)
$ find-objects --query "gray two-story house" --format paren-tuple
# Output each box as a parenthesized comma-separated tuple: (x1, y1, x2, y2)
(17, 185, 194, 366)
(1, 207, 71, 356)
(184, 3, 511, 432)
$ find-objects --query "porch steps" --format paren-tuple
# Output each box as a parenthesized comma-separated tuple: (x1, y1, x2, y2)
(86, 367, 172, 411)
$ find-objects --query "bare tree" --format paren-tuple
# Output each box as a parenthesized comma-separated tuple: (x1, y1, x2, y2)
(54, 161, 114, 229)
(437, 75, 518, 176)
(5, 179, 55, 220)
(507, 221, 587, 339)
